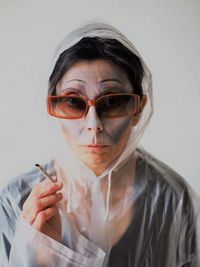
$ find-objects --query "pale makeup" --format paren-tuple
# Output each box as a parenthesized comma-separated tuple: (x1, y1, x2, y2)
(56, 59, 136, 176)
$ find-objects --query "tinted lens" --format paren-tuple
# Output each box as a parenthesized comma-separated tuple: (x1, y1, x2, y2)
(50, 96, 86, 118)
(97, 95, 137, 117)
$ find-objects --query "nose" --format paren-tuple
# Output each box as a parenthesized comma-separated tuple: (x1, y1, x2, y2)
(85, 106, 103, 132)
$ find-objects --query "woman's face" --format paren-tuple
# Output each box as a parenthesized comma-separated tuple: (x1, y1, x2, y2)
(56, 59, 136, 176)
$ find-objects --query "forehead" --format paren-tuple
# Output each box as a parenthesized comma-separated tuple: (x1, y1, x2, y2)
(62, 60, 128, 79)
(56, 59, 133, 96)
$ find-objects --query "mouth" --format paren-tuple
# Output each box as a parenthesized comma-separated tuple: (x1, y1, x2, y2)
(80, 144, 110, 152)
(87, 144, 107, 147)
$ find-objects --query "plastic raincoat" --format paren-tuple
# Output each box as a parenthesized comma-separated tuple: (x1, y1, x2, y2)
(0, 22, 200, 267)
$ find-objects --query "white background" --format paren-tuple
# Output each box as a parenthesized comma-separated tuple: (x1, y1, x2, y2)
(0, 0, 199, 193)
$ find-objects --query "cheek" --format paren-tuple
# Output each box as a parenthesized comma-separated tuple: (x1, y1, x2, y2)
(103, 116, 132, 144)
(60, 120, 83, 140)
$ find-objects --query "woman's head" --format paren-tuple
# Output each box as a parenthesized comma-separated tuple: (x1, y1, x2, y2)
(50, 59, 146, 175)
(47, 22, 153, 175)
(48, 37, 144, 96)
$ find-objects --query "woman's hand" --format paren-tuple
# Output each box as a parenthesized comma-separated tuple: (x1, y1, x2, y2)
(21, 177, 63, 242)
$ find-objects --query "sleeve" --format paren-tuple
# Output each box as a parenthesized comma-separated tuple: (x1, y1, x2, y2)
(0, 190, 64, 267)
(177, 189, 200, 267)
(0, 192, 105, 267)
(0, 190, 17, 267)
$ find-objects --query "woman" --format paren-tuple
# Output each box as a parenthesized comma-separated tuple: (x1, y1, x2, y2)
(0, 22, 199, 267)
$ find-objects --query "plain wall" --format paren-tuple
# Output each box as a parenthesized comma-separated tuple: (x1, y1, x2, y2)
(0, 0, 199, 193)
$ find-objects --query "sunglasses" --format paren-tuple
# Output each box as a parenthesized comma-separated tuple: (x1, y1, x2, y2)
(47, 93, 144, 119)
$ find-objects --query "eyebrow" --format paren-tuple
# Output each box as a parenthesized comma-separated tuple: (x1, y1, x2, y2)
(60, 78, 124, 96)
(100, 79, 122, 84)
(65, 78, 122, 85)
(65, 79, 86, 84)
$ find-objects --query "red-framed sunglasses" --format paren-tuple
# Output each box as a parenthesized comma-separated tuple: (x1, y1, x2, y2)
(47, 93, 146, 119)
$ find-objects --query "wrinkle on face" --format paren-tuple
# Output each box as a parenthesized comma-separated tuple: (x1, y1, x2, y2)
(56, 60, 133, 98)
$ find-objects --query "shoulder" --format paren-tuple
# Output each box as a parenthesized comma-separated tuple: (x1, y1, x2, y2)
(136, 148, 200, 265)
(136, 147, 191, 198)
(133, 149, 200, 267)
(135, 147, 200, 224)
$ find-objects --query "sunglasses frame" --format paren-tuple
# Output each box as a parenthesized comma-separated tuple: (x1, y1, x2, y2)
(46, 93, 144, 119)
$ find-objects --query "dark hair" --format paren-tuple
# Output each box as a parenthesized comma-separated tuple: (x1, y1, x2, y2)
(48, 37, 144, 96)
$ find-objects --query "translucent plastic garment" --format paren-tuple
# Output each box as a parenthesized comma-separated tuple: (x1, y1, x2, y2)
(46, 21, 154, 252)
(0, 149, 200, 266)
(1, 22, 200, 267)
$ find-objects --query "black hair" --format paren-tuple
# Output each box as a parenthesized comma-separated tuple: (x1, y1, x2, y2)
(48, 37, 144, 96)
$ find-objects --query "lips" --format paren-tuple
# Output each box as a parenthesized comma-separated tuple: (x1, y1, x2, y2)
(80, 144, 110, 152)
(86, 144, 108, 147)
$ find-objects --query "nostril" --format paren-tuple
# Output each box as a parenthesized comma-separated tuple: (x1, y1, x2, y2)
(87, 126, 102, 132)
(86, 107, 103, 132)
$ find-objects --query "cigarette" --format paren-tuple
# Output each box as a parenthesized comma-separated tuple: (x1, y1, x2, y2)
(35, 163, 54, 182)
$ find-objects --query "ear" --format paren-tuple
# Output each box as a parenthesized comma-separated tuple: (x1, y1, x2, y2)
(132, 95, 147, 126)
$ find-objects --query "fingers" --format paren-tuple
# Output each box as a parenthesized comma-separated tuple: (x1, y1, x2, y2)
(20, 176, 63, 241)
(33, 205, 59, 231)
(23, 179, 62, 209)
(21, 177, 63, 224)
(22, 192, 63, 224)
(31, 178, 63, 199)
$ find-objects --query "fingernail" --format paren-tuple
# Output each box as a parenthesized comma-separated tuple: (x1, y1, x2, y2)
(57, 181, 63, 186)
(52, 176, 57, 182)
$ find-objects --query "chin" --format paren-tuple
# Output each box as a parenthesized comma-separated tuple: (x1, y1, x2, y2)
(80, 153, 112, 171)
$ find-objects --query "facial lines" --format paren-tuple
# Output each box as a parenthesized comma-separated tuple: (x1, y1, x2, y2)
(57, 82, 131, 100)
